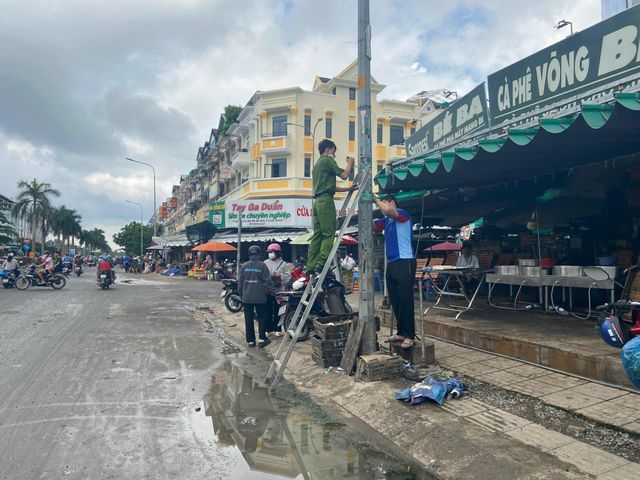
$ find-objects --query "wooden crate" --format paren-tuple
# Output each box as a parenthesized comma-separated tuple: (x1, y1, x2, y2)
(313, 316, 352, 340)
(355, 354, 404, 382)
(312, 352, 343, 368)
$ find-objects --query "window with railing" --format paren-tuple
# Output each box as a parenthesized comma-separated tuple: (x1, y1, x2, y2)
(272, 115, 288, 136)
(349, 121, 355, 141)
(325, 117, 332, 138)
(349, 87, 356, 100)
(304, 114, 311, 135)
(271, 158, 287, 178)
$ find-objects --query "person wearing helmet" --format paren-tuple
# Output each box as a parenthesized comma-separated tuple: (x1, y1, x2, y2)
(264, 243, 291, 336)
(2, 252, 20, 278)
(36, 252, 53, 284)
(238, 245, 272, 348)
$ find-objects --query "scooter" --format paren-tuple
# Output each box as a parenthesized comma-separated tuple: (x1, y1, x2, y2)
(275, 269, 352, 342)
(98, 270, 114, 289)
(62, 262, 72, 277)
(15, 265, 66, 290)
(74, 264, 83, 277)
(0, 269, 18, 288)
(221, 278, 242, 312)
(597, 300, 640, 348)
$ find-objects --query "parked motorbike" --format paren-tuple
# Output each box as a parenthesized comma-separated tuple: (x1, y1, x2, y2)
(98, 270, 113, 289)
(74, 264, 83, 277)
(0, 269, 18, 288)
(597, 300, 640, 348)
(15, 265, 66, 290)
(276, 269, 352, 342)
(221, 278, 242, 312)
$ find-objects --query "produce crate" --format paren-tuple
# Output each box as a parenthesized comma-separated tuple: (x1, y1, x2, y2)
(312, 352, 343, 368)
(312, 316, 352, 340)
(355, 354, 404, 382)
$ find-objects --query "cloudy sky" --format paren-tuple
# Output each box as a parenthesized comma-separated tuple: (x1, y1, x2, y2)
(0, 0, 601, 246)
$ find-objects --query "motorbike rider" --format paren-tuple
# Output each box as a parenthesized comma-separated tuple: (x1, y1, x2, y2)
(36, 252, 54, 284)
(264, 243, 291, 336)
(62, 252, 73, 271)
(73, 253, 83, 267)
(2, 252, 20, 278)
(238, 245, 272, 348)
(96, 255, 116, 283)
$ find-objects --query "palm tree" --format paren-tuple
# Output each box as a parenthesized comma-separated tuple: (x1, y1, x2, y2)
(11, 179, 60, 253)
(79, 228, 108, 254)
(49, 206, 82, 252)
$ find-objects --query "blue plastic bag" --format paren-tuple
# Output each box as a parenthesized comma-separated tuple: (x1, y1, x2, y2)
(394, 375, 464, 406)
(621, 336, 640, 389)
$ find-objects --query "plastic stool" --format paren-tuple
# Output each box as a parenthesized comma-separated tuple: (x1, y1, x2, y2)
(351, 271, 383, 292)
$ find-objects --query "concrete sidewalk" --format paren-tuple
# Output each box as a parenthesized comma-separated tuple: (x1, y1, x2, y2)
(200, 299, 640, 480)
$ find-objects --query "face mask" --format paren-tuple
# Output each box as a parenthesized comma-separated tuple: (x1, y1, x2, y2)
(268, 252, 276, 260)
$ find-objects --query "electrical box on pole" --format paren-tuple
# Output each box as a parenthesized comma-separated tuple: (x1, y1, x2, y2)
(357, 0, 376, 354)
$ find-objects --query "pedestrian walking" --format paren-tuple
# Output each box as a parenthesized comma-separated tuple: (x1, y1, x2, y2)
(264, 243, 291, 336)
(308, 139, 357, 274)
(372, 193, 416, 350)
(238, 245, 272, 348)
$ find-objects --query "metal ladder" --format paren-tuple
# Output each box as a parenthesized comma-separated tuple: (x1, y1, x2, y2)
(266, 168, 371, 393)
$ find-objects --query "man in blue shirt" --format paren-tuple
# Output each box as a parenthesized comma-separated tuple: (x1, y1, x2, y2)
(373, 193, 416, 349)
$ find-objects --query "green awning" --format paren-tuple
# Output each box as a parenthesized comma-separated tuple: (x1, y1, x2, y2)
(375, 93, 640, 193)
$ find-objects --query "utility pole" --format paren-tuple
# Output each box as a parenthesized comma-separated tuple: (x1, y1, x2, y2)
(358, 0, 376, 354)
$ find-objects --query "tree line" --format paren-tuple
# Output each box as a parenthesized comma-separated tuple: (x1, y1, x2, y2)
(1, 178, 109, 254)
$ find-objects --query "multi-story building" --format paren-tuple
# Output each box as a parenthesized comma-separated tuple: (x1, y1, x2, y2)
(602, 0, 640, 19)
(219, 60, 420, 203)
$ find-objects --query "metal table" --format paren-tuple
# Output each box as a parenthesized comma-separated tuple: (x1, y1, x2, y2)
(423, 267, 486, 320)
(485, 274, 616, 310)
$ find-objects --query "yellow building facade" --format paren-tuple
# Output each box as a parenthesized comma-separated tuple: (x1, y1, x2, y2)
(222, 60, 420, 202)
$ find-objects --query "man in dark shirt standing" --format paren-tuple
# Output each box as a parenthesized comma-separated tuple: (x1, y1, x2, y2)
(308, 139, 356, 274)
(238, 245, 272, 348)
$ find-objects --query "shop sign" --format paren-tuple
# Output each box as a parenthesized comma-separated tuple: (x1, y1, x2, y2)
(210, 199, 313, 228)
(220, 166, 232, 180)
(488, 5, 640, 125)
(405, 83, 488, 157)
(208, 201, 226, 228)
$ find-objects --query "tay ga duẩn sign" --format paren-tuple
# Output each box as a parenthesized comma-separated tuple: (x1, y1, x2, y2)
(209, 199, 313, 228)
(488, 5, 640, 125)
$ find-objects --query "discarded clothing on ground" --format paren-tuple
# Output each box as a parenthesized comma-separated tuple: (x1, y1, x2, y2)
(621, 336, 640, 389)
(394, 375, 464, 406)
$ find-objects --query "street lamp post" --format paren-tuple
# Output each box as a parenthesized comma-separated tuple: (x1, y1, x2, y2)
(125, 157, 157, 236)
(555, 19, 573, 36)
(286, 118, 323, 166)
(126, 200, 144, 260)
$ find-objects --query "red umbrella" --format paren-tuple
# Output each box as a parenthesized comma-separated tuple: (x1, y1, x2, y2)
(341, 235, 358, 246)
(423, 241, 461, 252)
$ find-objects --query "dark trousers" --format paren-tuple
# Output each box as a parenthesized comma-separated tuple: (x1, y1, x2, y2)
(266, 294, 279, 332)
(386, 258, 416, 339)
(244, 303, 268, 343)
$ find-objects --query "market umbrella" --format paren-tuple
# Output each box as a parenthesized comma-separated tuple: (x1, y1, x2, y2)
(423, 241, 461, 252)
(341, 235, 358, 245)
(191, 241, 237, 252)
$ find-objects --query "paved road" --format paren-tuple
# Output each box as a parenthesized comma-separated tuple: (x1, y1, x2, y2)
(0, 270, 225, 479)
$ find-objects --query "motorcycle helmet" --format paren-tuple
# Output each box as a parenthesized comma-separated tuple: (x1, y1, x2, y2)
(599, 315, 627, 348)
(292, 277, 306, 291)
(7, 252, 13, 259)
(267, 243, 281, 252)
(248, 245, 261, 260)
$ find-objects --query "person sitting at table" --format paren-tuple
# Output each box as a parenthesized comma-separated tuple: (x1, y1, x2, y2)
(456, 241, 479, 295)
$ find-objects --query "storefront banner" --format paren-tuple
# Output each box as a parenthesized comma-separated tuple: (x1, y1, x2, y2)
(488, 5, 640, 125)
(209, 199, 313, 228)
(405, 83, 488, 157)
(209, 201, 226, 228)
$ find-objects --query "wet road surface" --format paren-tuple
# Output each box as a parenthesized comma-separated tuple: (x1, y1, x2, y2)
(0, 270, 432, 479)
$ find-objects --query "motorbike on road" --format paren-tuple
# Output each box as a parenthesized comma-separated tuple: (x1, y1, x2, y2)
(221, 278, 243, 312)
(62, 262, 72, 277)
(0, 269, 18, 288)
(15, 265, 66, 290)
(74, 264, 83, 277)
(98, 270, 113, 289)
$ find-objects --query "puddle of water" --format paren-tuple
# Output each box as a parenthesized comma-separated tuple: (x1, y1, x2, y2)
(199, 360, 435, 480)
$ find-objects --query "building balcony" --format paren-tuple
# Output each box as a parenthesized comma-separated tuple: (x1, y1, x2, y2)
(390, 144, 406, 158)
(231, 149, 250, 169)
(260, 134, 291, 154)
